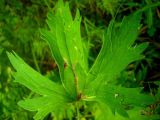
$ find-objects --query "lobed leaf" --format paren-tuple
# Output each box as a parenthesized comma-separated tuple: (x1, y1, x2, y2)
(7, 52, 72, 120)
(18, 95, 68, 120)
(41, 0, 88, 97)
(84, 13, 154, 118)
(7, 52, 66, 96)
(93, 84, 155, 119)
(7, 0, 156, 119)
(87, 13, 147, 86)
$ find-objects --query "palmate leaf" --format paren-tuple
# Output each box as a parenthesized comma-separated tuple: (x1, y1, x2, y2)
(84, 13, 155, 119)
(7, 52, 71, 120)
(7, 0, 155, 119)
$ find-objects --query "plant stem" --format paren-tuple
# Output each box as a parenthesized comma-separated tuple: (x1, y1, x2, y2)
(136, 2, 160, 14)
(31, 45, 41, 73)
(28, 43, 41, 99)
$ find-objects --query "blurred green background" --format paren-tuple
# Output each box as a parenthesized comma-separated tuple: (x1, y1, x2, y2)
(0, 0, 160, 119)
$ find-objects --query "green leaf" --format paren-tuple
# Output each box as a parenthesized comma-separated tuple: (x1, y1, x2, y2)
(18, 95, 68, 120)
(41, 0, 88, 97)
(7, 52, 71, 120)
(95, 105, 155, 120)
(84, 13, 154, 118)
(7, 52, 65, 96)
(40, 29, 64, 84)
(46, 1, 87, 69)
(7, 1, 88, 119)
(6, 0, 156, 119)
(94, 85, 155, 118)
(86, 13, 148, 87)
(145, 0, 153, 28)
(97, 85, 154, 107)
(0, 47, 4, 54)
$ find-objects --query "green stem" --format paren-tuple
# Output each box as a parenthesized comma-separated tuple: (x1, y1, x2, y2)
(28, 44, 41, 99)
(31, 46, 41, 73)
(136, 2, 160, 14)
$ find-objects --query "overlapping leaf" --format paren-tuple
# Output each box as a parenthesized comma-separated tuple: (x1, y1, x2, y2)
(7, 0, 156, 119)
(41, 0, 87, 97)
(7, 1, 87, 119)
(84, 13, 155, 118)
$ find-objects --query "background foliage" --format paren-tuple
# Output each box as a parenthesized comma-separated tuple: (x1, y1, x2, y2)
(0, 0, 160, 120)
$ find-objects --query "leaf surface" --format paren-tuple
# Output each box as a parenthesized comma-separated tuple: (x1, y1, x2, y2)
(91, 84, 155, 119)
(41, 0, 88, 97)
(18, 95, 68, 120)
(87, 13, 148, 86)
(84, 13, 154, 118)
(7, 52, 71, 120)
